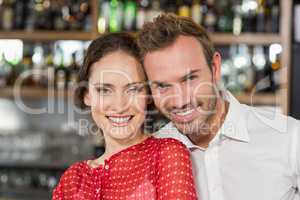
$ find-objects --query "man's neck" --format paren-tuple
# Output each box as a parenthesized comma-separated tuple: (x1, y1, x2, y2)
(188, 98, 229, 149)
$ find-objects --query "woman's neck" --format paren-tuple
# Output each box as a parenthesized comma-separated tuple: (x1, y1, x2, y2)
(104, 132, 148, 157)
(90, 131, 149, 168)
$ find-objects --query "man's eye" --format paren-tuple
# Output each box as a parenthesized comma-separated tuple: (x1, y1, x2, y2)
(186, 75, 198, 81)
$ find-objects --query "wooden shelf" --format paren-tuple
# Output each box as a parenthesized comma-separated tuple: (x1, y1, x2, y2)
(0, 87, 72, 98)
(0, 31, 95, 41)
(0, 31, 282, 45)
(211, 33, 282, 45)
(234, 92, 279, 106)
(0, 87, 278, 106)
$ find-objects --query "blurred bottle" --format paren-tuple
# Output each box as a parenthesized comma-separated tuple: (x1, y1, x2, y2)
(31, 45, 45, 87)
(55, 47, 68, 90)
(191, 0, 203, 25)
(123, 0, 137, 31)
(178, 0, 191, 17)
(269, 0, 279, 33)
(147, 0, 162, 23)
(1, 0, 14, 31)
(203, 0, 218, 32)
(14, 0, 26, 30)
(136, 0, 150, 30)
(0, 53, 12, 87)
(252, 45, 268, 90)
(162, 0, 177, 14)
(241, 0, 257, 32)
(109, 0, 123, 32)
(98, 0, 110, 33)
(44, 47, 55, 88)
(256, 0, 266, 32)
(68, 52, 79, 89)
(233, 3, 243, 35)
(217, 0, 233, 32)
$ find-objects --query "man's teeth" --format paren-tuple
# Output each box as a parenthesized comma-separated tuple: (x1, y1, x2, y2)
(108, 117, 131, 123)
(175, 109, 195, 116)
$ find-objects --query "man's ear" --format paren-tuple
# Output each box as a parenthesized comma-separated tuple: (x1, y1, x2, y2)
(211, 52, 222, 82)
(83, 92, 91, 106)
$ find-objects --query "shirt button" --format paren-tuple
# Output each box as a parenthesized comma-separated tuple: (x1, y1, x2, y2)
(104, 165, 109, 170)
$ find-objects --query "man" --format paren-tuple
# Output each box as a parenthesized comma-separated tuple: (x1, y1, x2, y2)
(137, 13, 300, 200)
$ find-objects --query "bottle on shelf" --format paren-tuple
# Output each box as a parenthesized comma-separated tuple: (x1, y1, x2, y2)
(98, 0, 110, 33)
(14, 0, 26, 30)
(232, 3, 243, 35)
(0, 53, 12, 87)
(256, 0, 266, 32)
(191, 0, 203, 25)
(123, 0, 137, 31)
(147, 0, 162, 23)
(241, 0, 257, 33)
(1, 0, 14, 31)
(31, 45, 45, 87)
(217, 0, 233, 32)
(203, 0, 218, 32)
(54, 47, 68, 90)
(68, 52, 79, 89)
(136, 0, 150, 30)
(109, 0, 124, 32)
(178, 0, 191, 17)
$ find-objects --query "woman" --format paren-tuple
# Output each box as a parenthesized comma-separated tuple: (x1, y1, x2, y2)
(52, 33, 197, 200)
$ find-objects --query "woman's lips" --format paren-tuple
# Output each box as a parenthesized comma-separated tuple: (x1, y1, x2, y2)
(106, 115, 133, 127)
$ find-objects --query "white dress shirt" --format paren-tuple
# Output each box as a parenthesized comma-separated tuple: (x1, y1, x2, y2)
(155, 91, 300, 200)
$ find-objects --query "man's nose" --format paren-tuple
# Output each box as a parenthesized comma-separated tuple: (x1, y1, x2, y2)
(167, 85, 191, 110)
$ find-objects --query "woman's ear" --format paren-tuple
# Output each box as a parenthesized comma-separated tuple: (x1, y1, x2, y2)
(84, 92, 91, 106)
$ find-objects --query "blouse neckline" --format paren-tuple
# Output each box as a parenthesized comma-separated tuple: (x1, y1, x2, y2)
(85, 135, 154, 170)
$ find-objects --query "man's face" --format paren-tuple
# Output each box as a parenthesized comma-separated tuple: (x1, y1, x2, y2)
(143, 36, 221, 136)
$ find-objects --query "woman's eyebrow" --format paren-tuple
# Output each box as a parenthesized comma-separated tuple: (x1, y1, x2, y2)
(125, 82, 147, 87)
(91, 83, 114, 88)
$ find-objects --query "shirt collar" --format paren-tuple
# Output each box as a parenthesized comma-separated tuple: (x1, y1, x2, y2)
(218, 91, 250, 143)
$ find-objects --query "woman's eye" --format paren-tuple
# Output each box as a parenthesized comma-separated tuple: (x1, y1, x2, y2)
(96, 88, 111, 95)
(127, 86, 143, 94)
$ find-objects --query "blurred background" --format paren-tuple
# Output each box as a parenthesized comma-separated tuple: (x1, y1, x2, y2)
(0, 0, 299, 199)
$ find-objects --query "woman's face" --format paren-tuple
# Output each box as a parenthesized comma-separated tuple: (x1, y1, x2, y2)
(84, 51, 148, 141)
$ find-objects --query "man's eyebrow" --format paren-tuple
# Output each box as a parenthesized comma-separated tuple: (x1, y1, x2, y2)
(149, 81, 172, 86)
(179, 69, 201, 82)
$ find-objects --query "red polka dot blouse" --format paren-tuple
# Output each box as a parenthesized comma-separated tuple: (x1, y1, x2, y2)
(52, 136, 197, 200)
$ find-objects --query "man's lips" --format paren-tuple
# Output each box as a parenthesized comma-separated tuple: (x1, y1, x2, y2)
(106, 115, 134, 127)
(169, 107, 200, 123)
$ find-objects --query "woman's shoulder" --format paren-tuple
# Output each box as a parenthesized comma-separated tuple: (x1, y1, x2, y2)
(59, 161, 90, 181)
(149, 136, 189, 153)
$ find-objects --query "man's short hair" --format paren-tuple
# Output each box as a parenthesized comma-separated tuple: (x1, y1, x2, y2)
(137, 13, 215, 69)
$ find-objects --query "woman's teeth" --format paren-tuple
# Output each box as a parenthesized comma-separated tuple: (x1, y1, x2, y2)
(108, 116, 131, 124)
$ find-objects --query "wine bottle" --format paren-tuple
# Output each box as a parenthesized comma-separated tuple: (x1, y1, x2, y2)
(178, 0, 191, 17)
(124, 0, 137, 31)
(109, 0, 123, 32)
(191, 0, 203, 25)
(98, 0, 110, 33)
(1, 0, 14, 31)
(136, 0, 150, 30)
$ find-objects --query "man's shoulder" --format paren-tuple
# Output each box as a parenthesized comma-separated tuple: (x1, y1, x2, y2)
(243, 104, 300, 135)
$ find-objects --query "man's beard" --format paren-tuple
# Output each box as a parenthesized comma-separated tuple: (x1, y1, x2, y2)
(161, 94, 218, 136)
